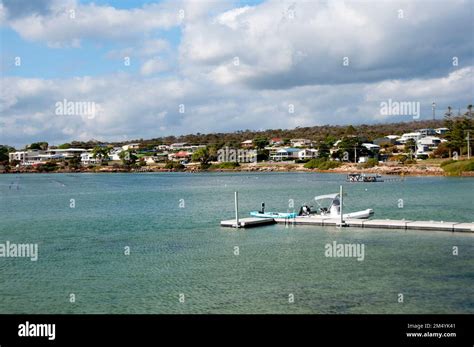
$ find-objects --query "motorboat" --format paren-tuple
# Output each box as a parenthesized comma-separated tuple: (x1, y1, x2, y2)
(250, 202, 297, 219)
(347, 173, 384, 182)
(298, 193, 374, 219)
(250, 211, 297, 218)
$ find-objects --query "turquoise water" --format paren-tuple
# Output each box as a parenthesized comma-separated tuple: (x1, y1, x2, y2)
(0, 172, 473, 314)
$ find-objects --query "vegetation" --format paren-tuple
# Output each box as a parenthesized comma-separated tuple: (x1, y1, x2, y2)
(210, 162, 240, 169)
(304, 158, 342, 170)
(358, 158, 379, 169)
(164, 161, 185, 170)
(441, 159, 474, 176)
(0, 145, 14, 164)
(119, 150, 137, 166)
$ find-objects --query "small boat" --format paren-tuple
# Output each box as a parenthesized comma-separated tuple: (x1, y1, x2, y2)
(347, 173, 384, 182)
(250, 211, 297, 218)
(298, 193, 374, 219)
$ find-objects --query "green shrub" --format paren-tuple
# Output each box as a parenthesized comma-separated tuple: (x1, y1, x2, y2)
(304, 158, 341, 170)
(359, 158, 378, 168)
(165, 161, 185, 170)
(210, 162, 240, 169)
(441, 159, 474, 176)
(440, 159, 456, 167)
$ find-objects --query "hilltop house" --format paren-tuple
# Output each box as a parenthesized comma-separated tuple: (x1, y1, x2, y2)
(122, 143, 140, 151)
(269, 137, 284, 146)
(290, 138, 312, 147)
(241, 140, 253, 148)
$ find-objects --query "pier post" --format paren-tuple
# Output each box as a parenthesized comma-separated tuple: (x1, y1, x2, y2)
(338, 185, 346, 227)
(234, 191, 240, 228)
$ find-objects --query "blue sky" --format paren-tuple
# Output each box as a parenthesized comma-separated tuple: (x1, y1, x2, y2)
(0, 0, 472, 148)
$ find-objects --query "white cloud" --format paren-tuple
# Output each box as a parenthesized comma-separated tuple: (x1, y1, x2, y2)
(140, 58, 168, 75)
(4, 0, 179, 47)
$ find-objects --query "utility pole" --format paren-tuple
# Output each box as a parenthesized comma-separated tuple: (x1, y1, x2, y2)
(467, 131, 471, 160)
(354, 146, 357, 164)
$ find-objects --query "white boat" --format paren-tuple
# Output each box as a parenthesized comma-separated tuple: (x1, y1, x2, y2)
(298, 193, 374, 219)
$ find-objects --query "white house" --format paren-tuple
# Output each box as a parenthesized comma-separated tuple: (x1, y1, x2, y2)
(399, 132, 422, 144)
(298, 149, 318, 160)
(417, 136, 441, 149)
(81, 152, 101, 165)
(170, 142, 188, 150)
(435, 127, 449, 135)
(46, 148, 87, 159)
(362, 143, 381, 152)
(108, 147, 123, 161)
(290, 138, 312, 147)
(122, 143, 140, 151)
(241, 140, 253, 148)
(270, 148, 300, 161)
(9, 150, 44, 166)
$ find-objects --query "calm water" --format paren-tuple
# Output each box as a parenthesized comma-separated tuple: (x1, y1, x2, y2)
(0, 172, 473, 314)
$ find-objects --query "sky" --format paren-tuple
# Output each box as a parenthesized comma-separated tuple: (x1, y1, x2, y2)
(0, 0, 473, 148)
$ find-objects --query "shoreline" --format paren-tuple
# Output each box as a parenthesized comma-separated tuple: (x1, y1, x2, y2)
(2, 163, 473, 177)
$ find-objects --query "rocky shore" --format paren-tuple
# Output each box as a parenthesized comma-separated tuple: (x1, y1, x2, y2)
(3, 162, 472, 176)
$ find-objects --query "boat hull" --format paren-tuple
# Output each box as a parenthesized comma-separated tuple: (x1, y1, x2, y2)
(250, 211, 297, 218)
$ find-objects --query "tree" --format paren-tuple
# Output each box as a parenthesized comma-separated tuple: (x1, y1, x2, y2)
(404, 139, 416, 154)
(253, 137, 269, 149)
(0, 145, 14, 163)
(92, 146, 110, 161)
(119, 150, 137, 166)
(192, 147, 210, 164)
(28, 142, 48, 150)
(317, 142, 330, 159)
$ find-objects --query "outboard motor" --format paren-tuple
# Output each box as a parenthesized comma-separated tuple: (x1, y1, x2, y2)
(259, 202, 265, 214)
(330, 197, 341, 216)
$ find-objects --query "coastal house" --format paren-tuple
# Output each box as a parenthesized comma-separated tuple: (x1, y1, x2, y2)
(8, 150, 44, 166)
(108, 147, 123, 161)
(168, 151, 191, 162)
(270, 148, 300, 161)
(290, 138, 312, 147)
(81, 152, 102, 165)
(122, 143, 140, 151)
(45, 148, 87, 159)
(298, 149, 318, 160)
(270, 137, 284, 146)
(156, 144, 170, 151)
(170, 142, 188, 150)
(417, 136, 441, 149)
(417, 128, 436, 137)
(241, 140, 254, 148)
(435, 127, 449, 135)
(398, 132, 422, 144)
(362, 143, 381, 152)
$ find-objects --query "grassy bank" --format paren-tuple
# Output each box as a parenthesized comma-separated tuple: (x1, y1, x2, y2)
(440, 159, 474, 176)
